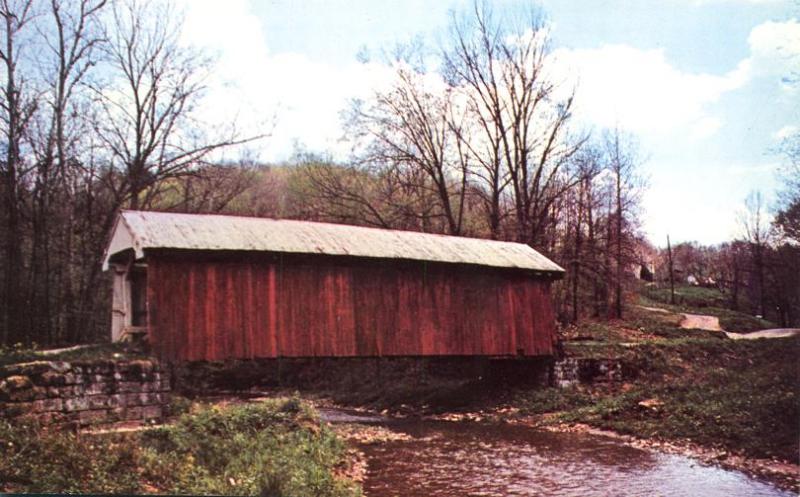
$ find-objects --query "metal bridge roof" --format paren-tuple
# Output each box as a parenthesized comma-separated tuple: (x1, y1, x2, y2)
(103, 210, 564, 273)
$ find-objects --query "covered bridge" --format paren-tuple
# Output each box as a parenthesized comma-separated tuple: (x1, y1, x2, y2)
(103, 210, 564, 362)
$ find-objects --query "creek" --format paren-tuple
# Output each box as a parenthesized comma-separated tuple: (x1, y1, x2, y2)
(319, 408, 794, 497)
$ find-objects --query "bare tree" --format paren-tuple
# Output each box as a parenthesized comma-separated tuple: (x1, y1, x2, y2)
(740, 191, 770, 317)
(555, 144, 601, 322)
(0, 0, 36, 344)
(23, 0, 108, 343)
(604, 128, 643, 318)
(344, 49, 470, 235)
(295, 151, 446, 231)
(94, 0, 259, 211)
(443, 1, 585, 247)
(147, 161, 257, 214)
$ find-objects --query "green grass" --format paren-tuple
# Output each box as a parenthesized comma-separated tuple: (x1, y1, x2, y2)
(0, 398, 360, 496)
(627, 306, 726, 339)
(713, 309, 776, 333)
(640, 299, 775, 333)
(640, 285, 776, 332)
(513, 386, 596, 414)
(516, 336, 800, 462)
(0, 342, 148, 367)
(644, 285, 728, 308)
(561, 304, 725, 344)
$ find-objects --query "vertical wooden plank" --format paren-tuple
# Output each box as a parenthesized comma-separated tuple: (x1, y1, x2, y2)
(395, 268, 415, 355)
(227, 264, 240, 359)
(236, 263, 248, 358)
(253, 263, 269, 358)
(284, 263, 298, 357)
(531, 282, 543, 355)
(157, 261, 174, 361)
(542, 283, 552, 354)
(339, 269, 356, 355)
(352, 266, 366, 356)
(352, 264, 376, 356)
(268, 264, 278, 357)
(505, 284, 517, 355)
(419, 268, 433, 356)
(205, 265, 218, 361)
(248, 264, 261, 358)
(191, 265, 207, 361)
(518, 278, 534, 355)
(184, 264, 194, 361)
(186, 264, 197, 361)
(146, 259, 160, 359)
(173, 263, 187, 361)
(320, 265, 330, 356)
(213, 264, 225, 360)
(277, 261, 289, 356)
(243, 264, 254, 359)
(166, 262, 180, 361)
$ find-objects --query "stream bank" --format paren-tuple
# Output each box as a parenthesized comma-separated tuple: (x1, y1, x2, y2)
(318, 406, 795, 497)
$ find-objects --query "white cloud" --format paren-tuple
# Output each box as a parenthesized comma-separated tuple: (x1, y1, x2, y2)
(725, 161, 780, 175)
(178, 0, 393, 162)
(550, 44, 748, 137)
(547, 18, 799, 141)
(746, 18, 800, 90)
(691, 116, 724, 140)
(775, 125, 798, 139)
(686, 0, 785, 4)
(643, 161, 778, 244)
(176, 2, 799, 166)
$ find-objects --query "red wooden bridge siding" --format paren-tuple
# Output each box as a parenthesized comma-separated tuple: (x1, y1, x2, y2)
(146, 255, 557, 362)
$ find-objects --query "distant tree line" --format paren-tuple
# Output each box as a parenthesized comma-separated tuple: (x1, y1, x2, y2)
(652, 149, 800, 327)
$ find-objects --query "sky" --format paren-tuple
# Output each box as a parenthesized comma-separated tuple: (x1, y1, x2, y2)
(178, 0, 799, 246)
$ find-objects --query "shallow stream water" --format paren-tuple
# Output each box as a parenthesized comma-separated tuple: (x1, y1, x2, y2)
(319, 408, 794, 497)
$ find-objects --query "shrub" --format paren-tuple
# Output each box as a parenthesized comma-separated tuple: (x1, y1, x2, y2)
(0, 399, 360, 496)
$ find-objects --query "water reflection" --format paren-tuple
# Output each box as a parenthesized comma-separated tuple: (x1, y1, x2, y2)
(346, 417, 792, 497)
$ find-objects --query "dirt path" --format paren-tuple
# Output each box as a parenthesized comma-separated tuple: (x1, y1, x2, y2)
(726, 329, 800, 340)
(680, 313, 724, 332)
(679, 313, 800, 340)
(638, 305, 671, 314)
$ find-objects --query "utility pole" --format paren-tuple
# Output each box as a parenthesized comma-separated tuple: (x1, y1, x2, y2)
(667, 235, 675, 305)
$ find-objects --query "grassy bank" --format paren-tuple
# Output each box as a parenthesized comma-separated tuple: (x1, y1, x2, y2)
(641, 285, 775, 332)
(0, 398, 360, 496)
(514, 336, 800, 463)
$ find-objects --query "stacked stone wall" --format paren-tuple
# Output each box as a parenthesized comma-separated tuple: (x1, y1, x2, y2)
(0, 359, 170, 427)
(552, 357, 627, 387)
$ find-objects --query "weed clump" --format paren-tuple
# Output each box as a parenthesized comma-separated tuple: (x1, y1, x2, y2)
(0, 399, 359, 496)
(517, 336, 800, 463)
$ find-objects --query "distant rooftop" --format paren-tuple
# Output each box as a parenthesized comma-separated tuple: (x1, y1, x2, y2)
(103, 210, 564, 273)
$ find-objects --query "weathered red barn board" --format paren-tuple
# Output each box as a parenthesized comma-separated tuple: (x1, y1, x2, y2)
(146, 253, 558, 362)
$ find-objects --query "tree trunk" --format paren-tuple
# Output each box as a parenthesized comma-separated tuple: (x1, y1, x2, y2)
(614, 165, 623, 319)
(571, 178, 585, 323)
(3, 11, 22, 345)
